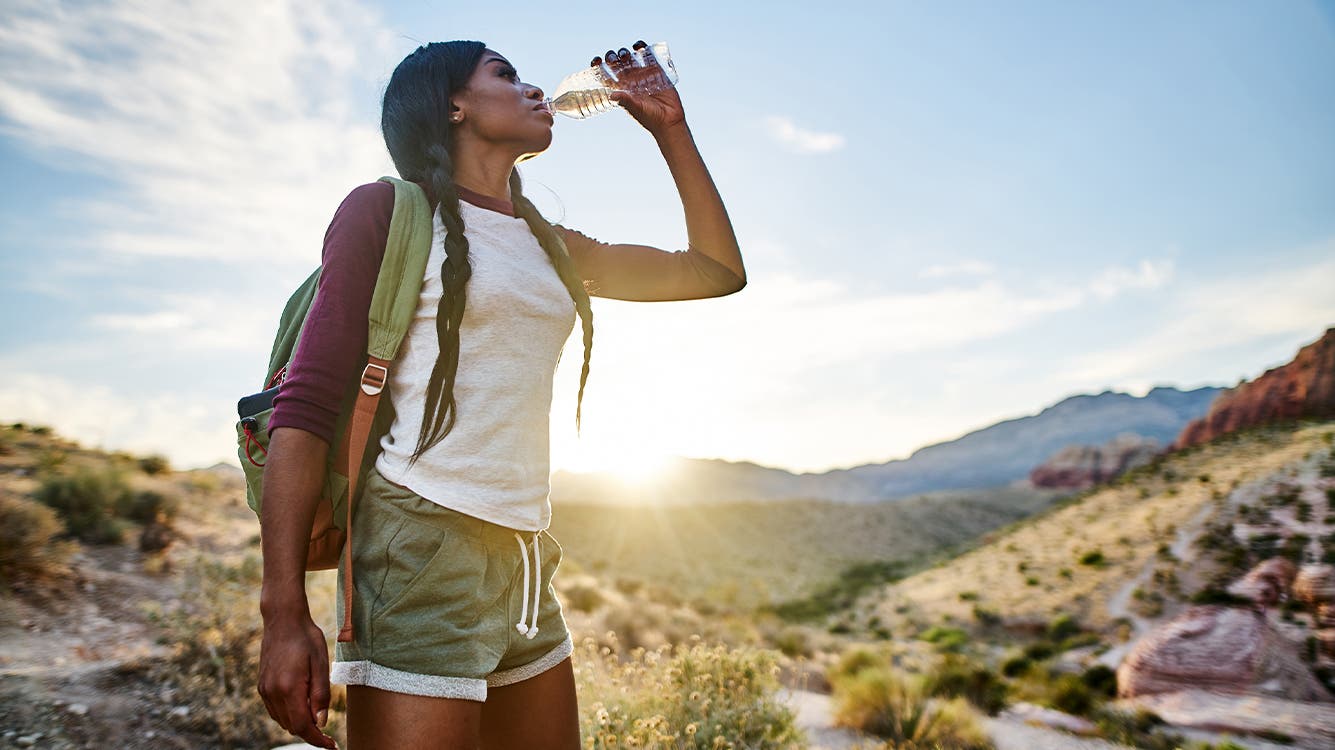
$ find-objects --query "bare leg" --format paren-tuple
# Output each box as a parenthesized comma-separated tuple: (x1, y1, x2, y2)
(346, 684, 483, 749)
(479, 657, 580, 750)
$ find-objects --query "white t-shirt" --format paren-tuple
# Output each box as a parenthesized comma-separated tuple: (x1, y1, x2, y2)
(374, 200, 577, 531)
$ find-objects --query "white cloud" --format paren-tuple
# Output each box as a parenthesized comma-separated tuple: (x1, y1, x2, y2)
(1051, 248, 1335, 387)
(762, 115, 846, 154)
(1088, 257, 1175, 299)
(0, 0, 398, 266)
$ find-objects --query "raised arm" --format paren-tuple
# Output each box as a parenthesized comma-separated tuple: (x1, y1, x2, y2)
(564, 44, 745, 301)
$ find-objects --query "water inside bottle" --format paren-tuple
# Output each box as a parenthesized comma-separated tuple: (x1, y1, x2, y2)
(542, 41, 678, 120)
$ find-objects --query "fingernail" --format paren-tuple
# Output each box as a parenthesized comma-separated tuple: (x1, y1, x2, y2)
(318, 709, 328, 727)
(633, 40, 648, 50)
(605, 50, 617, 62)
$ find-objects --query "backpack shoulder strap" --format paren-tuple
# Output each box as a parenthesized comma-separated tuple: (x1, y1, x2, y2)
(336, 175, 433, 643)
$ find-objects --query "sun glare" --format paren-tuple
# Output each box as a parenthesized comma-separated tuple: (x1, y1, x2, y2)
(562, 441, 672, 484)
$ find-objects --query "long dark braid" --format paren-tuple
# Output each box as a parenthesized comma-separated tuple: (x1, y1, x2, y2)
(381, 41, 595, 466)
(509, 168, 595, 433)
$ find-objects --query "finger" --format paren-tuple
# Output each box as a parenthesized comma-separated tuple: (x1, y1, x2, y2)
(633, 40, 648, 50)
(309, 652, 332, 730)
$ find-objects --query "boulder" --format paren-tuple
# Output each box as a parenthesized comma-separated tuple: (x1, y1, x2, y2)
(1294, 564, 1335, 607)
(1228, 558, 1298, 606)
(1117, 605, 1328, 701)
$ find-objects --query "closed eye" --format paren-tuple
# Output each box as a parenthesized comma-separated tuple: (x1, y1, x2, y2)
(498, 65, 519, 81)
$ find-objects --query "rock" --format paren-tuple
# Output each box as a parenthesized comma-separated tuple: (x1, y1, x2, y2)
(1117, 605, 1329, 701)
(1228, 558, 1298, 606)
(15, 736, 37, 747)
(1294, 564, 1335, 606)
(170, 705, 190, 718)
(67, 703, 88, 716)
(1174, 326, 1335, 449)
(1029, 433, 1162, 489)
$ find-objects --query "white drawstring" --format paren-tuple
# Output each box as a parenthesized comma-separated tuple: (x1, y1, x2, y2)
(513, 532, 542, 639)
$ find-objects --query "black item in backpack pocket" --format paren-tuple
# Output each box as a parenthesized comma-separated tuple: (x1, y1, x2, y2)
(238, 386, 280, 419)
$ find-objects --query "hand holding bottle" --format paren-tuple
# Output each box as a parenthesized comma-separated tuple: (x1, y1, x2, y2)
(605, 43, 686, 137)
(543, 40, 682, 127)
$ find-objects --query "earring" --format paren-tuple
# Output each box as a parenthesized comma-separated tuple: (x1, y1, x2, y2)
(451, 113, 463, 123)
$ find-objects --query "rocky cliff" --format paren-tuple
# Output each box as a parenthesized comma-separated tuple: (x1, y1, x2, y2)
(1174, 327, 1335, 450)
(1029, 432, 1163, 489)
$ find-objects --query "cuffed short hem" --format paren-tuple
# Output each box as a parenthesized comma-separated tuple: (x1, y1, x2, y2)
(486, 634, 575, 688)
(331, 660, 487, 701)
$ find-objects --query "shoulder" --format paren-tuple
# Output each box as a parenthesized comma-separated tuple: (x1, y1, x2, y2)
(336, 180, 395, 218)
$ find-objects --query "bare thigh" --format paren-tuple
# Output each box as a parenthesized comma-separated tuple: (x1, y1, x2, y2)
(480, 657, 580, 750)
(346, 684, 482, 750)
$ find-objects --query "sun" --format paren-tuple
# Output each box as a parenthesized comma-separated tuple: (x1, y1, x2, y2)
(560, 439, 672, 484)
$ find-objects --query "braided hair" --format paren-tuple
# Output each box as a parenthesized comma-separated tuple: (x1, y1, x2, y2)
(381, 41, 595, 466)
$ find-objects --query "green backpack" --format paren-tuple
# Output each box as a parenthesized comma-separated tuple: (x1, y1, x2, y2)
(235, 176, 433, 642)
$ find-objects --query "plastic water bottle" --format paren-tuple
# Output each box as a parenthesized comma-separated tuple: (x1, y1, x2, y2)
(542, 41, 679, 120)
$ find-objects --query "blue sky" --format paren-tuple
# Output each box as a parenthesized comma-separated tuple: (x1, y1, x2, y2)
(1, 0, 1332, 474)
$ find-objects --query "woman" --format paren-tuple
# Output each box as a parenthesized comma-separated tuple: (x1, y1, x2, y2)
(256, 40, 745, 749)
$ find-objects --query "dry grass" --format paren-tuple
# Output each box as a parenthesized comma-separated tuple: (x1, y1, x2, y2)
(868, 420, 1334, 634)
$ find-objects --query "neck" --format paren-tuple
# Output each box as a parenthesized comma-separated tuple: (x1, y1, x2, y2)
(450, 139, 519, 203)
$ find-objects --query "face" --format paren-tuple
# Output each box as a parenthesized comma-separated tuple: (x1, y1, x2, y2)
(451, 49, 553, 159)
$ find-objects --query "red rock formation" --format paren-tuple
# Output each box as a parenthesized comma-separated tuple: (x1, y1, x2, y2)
(1174, 327, 1335, 450)
(1117, 605, 1329, 701)
(1029, 433, 1162, 489)
(1228, 558, 1298, 607)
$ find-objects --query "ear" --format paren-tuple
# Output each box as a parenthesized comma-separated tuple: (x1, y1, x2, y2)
(449, 101, 464, 124)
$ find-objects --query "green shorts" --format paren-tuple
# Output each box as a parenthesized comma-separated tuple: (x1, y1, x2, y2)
(330, 467, 572, 701)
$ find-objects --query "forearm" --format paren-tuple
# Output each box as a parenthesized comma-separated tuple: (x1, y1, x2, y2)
(654, 123, 746, 284)
(259, 426, 331, 621)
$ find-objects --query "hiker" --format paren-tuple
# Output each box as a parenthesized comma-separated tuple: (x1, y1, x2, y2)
(255, 40, 746, 749)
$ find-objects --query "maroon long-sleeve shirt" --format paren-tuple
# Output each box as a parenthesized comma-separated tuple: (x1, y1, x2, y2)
(268, 180, 744, 446)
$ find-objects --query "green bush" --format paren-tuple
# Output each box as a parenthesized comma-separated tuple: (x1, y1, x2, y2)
(575, 637, 800, 749)
(832, 666, 993, 749)
(116, 490, 179, 524)
(1001, 654, 1031, 677)
(1050, 673, 1096, 715)
(0, 494, 77, 592)
(972, 605, 1001, 627)
(925, 655, 1008, 715)
(918, 626, 969, 653)
(1080, 665, 1117, 697)
(1078, 549, 1105, 566)
(33, 468, 132, 544)
(1047, 613, 1080, 641)
(137, 454, 171, 475)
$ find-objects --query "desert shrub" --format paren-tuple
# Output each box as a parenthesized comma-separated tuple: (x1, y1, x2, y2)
(1000, 654, 1031, 678)
(116, 490, 179, 524)
(1047, 613, 1079, 641)
(971, 605, 1001, 627)
(1189, 587, 1249, 606)
(831, 666, 993, 749)
(32, 468, 132, 544)
(918, 626, 969, 653)
(145, 552, 291, 748)
(1080, 664, 1117, 697)
(137, 454, 171, 475)
(1022, 640, 1056, 661)
(1049, 673, 1096, 715)
(0, 494, 77, 592)
(924, 654, 1007, 715)
(563, 579, 606, 612)
(772, 626, 811, 658)
(1078, 549, 1105, 566)
(0, 430, 12, 456)
(574, 636, 800, 749)
(1092, 707, 1186, 749)
(831, 645, 887, 684)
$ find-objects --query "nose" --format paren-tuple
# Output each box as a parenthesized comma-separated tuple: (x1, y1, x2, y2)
(524, 83, 544, 101)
